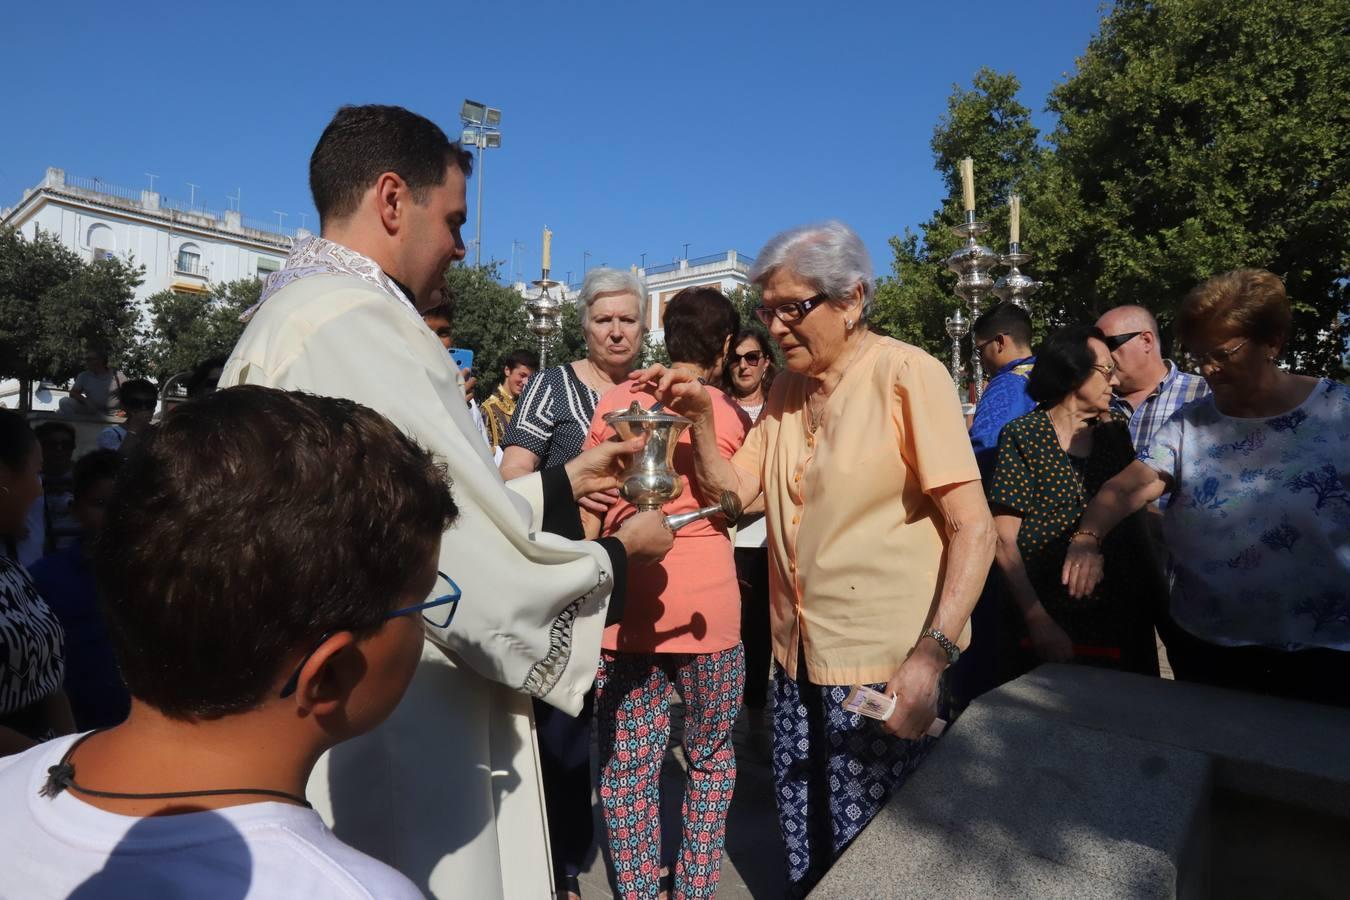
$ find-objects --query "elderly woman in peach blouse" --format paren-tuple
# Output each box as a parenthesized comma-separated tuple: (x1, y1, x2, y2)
(633, 221, 994, 896)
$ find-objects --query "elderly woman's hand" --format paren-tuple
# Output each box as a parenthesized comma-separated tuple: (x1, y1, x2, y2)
(627, 365, 713, 425)
(881, 640, 944, 740)
(1061, 536, 1106, 599)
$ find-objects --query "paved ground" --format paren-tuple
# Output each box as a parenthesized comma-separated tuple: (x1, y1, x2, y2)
(575, 638, 1174, 898)
(578, 696, 786, 899)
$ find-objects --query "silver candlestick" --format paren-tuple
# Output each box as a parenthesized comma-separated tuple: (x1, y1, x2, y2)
(945, 308, 970, 403)
(945, 212, 999, 400)
(993, 243, 1043, 311)
(527, 270, 564, 368)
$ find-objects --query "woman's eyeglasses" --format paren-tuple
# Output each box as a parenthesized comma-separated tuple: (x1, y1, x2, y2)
(279, 571, 461, 698)
(753, 293, 829, 326)
(1186, 338, 1250, 369)
(1091, 362, 1118, 379)
(729, 351, 765, 366)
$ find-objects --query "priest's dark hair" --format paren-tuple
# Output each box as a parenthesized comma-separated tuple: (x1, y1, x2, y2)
(972, 301, 1033, 348)
(310, 104, 475, 227)
(96, 386, 458, 719)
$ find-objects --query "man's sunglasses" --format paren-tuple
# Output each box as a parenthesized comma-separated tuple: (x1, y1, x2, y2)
(729, 351, 765, 366)
(1104, 331, 1145, 352)
(279, 571, 461, 698)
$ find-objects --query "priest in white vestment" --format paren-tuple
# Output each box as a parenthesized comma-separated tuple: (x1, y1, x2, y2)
(220, 104, 672, 899)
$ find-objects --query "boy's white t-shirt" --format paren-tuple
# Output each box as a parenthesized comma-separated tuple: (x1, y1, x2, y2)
(0, 734, 423, 899)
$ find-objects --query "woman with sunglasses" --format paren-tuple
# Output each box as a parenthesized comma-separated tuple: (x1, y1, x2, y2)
(724, 329, 775, 423)
(723, 329, 776, 719)
(1065, 269, 1350, 706)
(630, 221, 994, 896)
(986, 325, 1163, 682)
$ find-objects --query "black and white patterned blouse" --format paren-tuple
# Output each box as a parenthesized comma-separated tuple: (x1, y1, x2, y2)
(0, 555, 64, 740)
(502, 364, 599, 468)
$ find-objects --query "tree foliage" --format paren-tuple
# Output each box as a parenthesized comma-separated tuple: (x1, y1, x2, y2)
(128, 279, 260, 381)
(888, 2, 1349, 378)
(0, 227, 141, 405)
(873, 68, 1045, 360)
(1035, 0, 1349, 373)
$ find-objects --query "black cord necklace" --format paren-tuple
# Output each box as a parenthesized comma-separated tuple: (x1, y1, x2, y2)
(41, 730, 312, 809)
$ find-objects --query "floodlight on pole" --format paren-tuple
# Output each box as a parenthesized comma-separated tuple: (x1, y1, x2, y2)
(460, 99, 502, 266)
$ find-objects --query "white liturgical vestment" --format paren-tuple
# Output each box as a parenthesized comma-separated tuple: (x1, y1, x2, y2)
(221, 237, 617, 899)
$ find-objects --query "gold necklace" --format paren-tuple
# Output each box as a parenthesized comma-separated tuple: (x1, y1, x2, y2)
(584, 358, 615, 394)
(806, 334, 869, 434)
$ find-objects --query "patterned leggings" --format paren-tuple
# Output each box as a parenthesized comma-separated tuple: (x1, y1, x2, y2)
(772, 662, 941, 897)
(595, 645, 745, 900)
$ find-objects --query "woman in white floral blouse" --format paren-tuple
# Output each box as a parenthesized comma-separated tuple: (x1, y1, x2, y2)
(1064, 269, 1350, 706)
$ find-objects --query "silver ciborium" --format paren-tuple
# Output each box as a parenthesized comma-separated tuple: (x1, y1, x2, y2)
(603, 402, 745, 532)
(603, 402, 692, 512)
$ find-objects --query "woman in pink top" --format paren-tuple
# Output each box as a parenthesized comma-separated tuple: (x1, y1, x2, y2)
(582, 287, 747, 900)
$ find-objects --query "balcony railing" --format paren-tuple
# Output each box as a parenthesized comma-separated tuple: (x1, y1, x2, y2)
(62, 175, 143, 204)
(642, 251, 755, 278)
(174, 256, 206, 277)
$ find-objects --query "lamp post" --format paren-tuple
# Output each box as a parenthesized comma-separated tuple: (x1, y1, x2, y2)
(460, 100, 502, 267)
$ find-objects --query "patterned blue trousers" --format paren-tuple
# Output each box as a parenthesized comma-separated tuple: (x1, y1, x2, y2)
(771, 662, 941, 897)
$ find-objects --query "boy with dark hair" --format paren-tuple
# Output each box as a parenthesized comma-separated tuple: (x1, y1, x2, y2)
(480, 348, 539, 452)
(30, 450, 130, 730)
(0, 386, 458, 898)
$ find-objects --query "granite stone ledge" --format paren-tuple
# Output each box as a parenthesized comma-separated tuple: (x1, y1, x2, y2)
(814, 666, 1350, 898)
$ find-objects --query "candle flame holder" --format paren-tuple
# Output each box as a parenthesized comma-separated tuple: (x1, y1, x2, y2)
(993, 243, 1044, 311)
(527, 270, 564, 367)
(945, 212, 999, 400)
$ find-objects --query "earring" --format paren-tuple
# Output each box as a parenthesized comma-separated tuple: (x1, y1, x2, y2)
(845, 318, 854, 331)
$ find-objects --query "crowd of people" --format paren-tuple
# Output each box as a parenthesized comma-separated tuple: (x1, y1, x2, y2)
(0, 101, 1344, 900)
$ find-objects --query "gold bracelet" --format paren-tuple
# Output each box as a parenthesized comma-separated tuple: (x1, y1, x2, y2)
(1070, 529, 1102, 547)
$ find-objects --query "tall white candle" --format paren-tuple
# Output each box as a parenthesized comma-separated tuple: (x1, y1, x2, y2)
(960, 158, 975, 212)
(1009, 194, 1021, 245)
(542, 227, 552, 271)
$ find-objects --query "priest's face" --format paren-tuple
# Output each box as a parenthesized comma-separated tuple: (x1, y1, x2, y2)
(401, 163, 468, 308)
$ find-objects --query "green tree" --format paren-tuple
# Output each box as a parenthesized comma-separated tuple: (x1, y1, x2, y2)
(129, 279, 260, 381)
(873, 68, 1045, 360)
(0, 227, 142, 408)
(1035, 0, 1349, 373)
(443, 261, 542, 400)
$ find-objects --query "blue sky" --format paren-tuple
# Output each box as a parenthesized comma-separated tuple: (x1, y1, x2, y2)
(2, 0, 1104, 285)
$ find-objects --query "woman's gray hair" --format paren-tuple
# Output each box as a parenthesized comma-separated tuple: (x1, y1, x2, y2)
(749, 220, 875, 321)
(576, 267, 649, 327)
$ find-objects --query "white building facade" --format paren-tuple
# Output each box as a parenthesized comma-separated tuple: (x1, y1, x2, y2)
(0, 168, 304, 409)
(1, 168, 300, 305)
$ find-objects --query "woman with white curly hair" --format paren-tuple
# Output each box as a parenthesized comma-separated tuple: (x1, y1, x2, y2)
(632, 221, 994, 895)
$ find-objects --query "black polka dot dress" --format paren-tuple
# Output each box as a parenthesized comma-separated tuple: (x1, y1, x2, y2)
(989, 409, 1162, 677)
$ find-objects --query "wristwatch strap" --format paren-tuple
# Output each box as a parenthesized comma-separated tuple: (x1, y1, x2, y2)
(924, 628, 960, 665)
